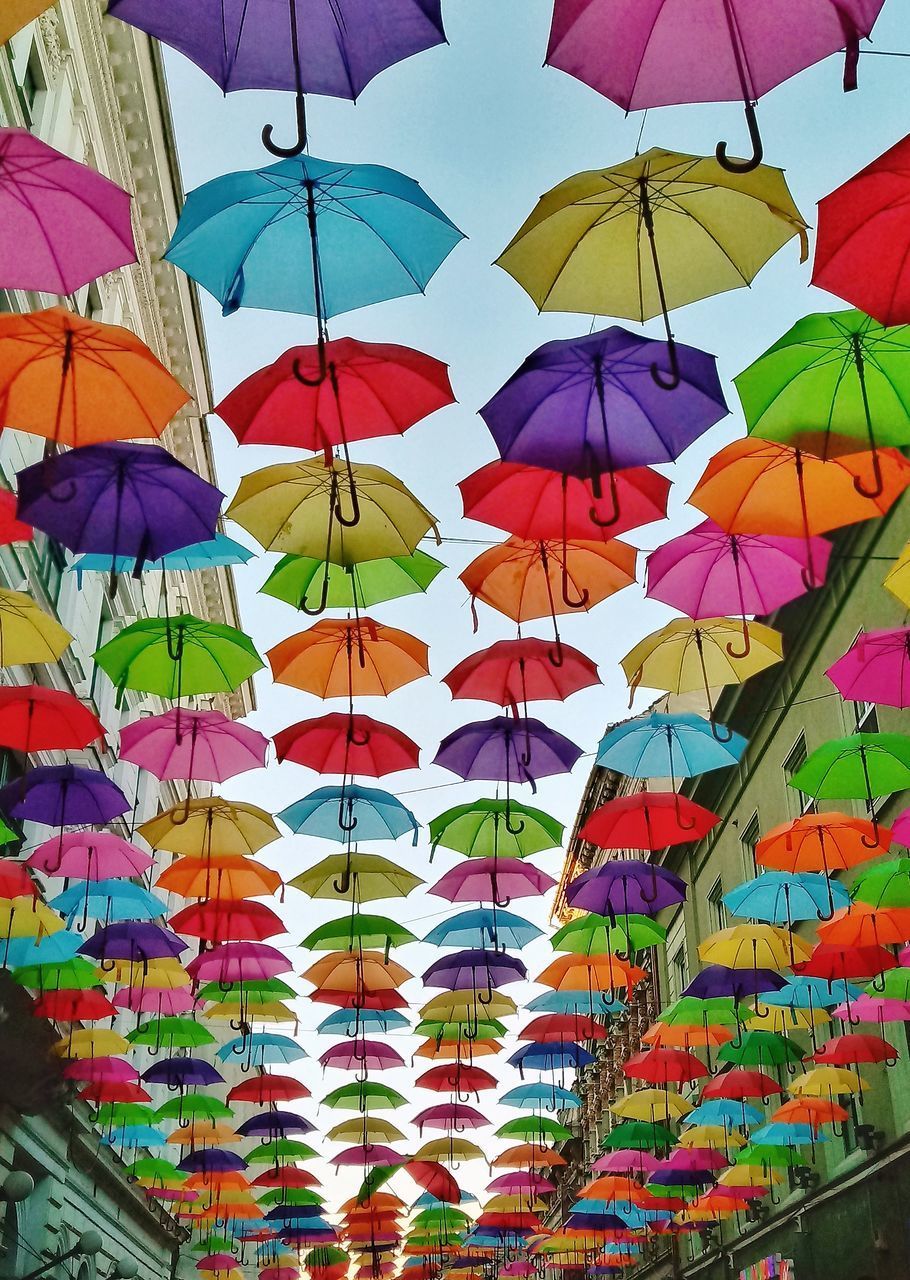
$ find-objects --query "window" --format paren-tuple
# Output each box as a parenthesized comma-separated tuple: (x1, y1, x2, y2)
(740, 811, 761, 878)
(784, 734, 816, 816)
(668, 944, 688, 1004)
(706, 878, 727, 933)
(854, 700, 879, 735)
(19, 49, 47, 130)
(37, 536, 67, 605)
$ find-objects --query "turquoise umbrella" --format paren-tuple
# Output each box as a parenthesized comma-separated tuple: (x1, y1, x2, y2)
(49, 880, 167, 927)
(317, 1009, 410, 1036)
(217, 1033, 307, 1067)
(723, 872, 849, 925)
(277, 785, 419, 845)
(423, 908, 542, 950)
(596, 711, 747, 778)
(500, 1083, 580, 1110)
(70, 534, 254, 585)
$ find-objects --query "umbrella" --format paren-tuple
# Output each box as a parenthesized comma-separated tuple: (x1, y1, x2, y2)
(320, 1041, 406, 1074)
(139, 798, 280, 858)
(267, 619, 428, 698)
(755, 811, 890, 873)
(120, 709, 268, 783)
(261, 550, 444, 615)
(0, 127, 136, 293)
(279, 785, 419, 845)
(171, 901, 285, 944)
(291, 852, 422, 901)
(443, 638, 599, 714)
(70, 534, 254, 583)
(0, 685, 103, 754)
(580, 794, 719, 851)
(496, 148, 807, 385)
(228, 457, 438, 571)
(275, 713, 419, 776)
(646, 520, 831, 625)
(0, 765, 128, 826)
(789, 734, 910, 807)
(852, 859, 910, 909)
(50, 880, 167, 926)
(434, 716, 583, 792)
(424, 909, 542, 951)
(423, 950, 527, 992)
(736, 310, 910, 496)
(1, 3, 54, 43)
(94, 614, 263, 703)
(0, 307, 189, 445)
(536, 953, 645, 995)
(79, 922, 187, 965)
(827, 628, 910, 709)
(17, 442, 223, 575)
(545, 0, 884, 170)
(157, 856, 282, 902)
(551, 914, 666, 956)
(302, 915, 415, 955)
(0, 492, 31, 547)
(566, 861, 687, 918)
(814, 132, 910, 326)
(596, 712, 745, 782)
(699, 924, 812, 969)
(0, 588, 71, 665)
(108, 0, 445, 156)
(430, 799, 563, 859)
(480, 326, 726, 480)
(723, 873, 849, 925)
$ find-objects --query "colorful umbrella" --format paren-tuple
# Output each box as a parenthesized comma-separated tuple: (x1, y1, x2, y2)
(267, 619, 429, 698)
(94, 614, 263, 702)
(580, 794, 719, 851)
(596, 712, 746, 781)
(429, 799, 563, 859)
(0, 764, 128, 826)
(275, 713, 419, 776)
(70, 534, 254, 583)
(434, 717, 583, 790)
(566, 861, 687, 918)
(789, 733, 910, 804)
(261, 550, 444, 615)
(755, 811, 890, 873)
(826, 628, 910, 709)
(0, 588, 72, 665)
(120, 709, 268, 783)
(291, 852, 422, 902)
(443, 638, 599, 714)
(0, 685, 103, 754)
(279, 785, 419, 845)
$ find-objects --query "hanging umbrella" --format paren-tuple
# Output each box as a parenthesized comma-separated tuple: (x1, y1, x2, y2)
(267, 619, 428, 697)
(424, 909, 542, 951)
(0, 685, 104, 754)
(536, 953, 645, 995)
(596, 712, 745, 782)
(580, 794, 720, 851)
(274, 713, 420, 775)
(0, 588, 71, 665)
(755, 811, 890, 873)
(79, 922, 187, 966)
(261, 550, 444, 615)
(278, 785, 419, 845)
(0, 765, 128, 826)
(826, 628, 910, 709)
(320, 1041, 406, 1074)
(566, 861, 687, 918)
(423, 950, 527, 992)
(788, 734, 910, 808)
(0, 127, 135, 292)
(188, 941, 291, 985)
(70, 534, 254, 583)
(94, 614, 263, 703)
(302, 914, 415, 956)
(0, 307, 189, 445)
(128, 1018, 215, 1053)
(434, 717, 582, 792)
(50, 880, 167, 926)
(108, 0, 445, 156)
(171, 900, 285, 944)
(551, 914, 666, 956)
(139, 798, 280, 858)
(17, 442, 222, 574)
(120, 709, 268, 783)
(157, 856, 282, 901)
(545, 0, 884, 170)
(723, 873, 849, 925)
(443, 638, 599, 714)
(0, 492, 31, 547)
(291, 852, 422, 901)
(852, 858, 910, 910)
(496, 148, 806, 385)
(699, 924, 812, 969)
(430, 799, 563, 860)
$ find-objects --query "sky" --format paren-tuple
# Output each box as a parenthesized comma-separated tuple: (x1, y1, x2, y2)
(161, 0, 910, 1206)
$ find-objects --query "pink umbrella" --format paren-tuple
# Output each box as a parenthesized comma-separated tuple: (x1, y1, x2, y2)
(429, 858, 557, 905)
(834, 994, 910, 1024)
(664, 1148, 729, 1172)
(61, 1056, 137, 1083)
(487, 1172, 556, 1194)
(186, 942, 292, 985)
(413, 1104, 488, 1132)
(112, 987, 200, 1016)
(330, 1144, 403, 1169)
(593, 1150, 660, 1175)
(500, 1265, 535, 1278)
(26, 832, 154, 879)
(0, 127, 137, 294)
(893, 809, 910, 847)
(826, 627, 910, 709)
(320, 1040, 405, 1073)
(646, 520, 831, 637)
(120, 709, 268, 782)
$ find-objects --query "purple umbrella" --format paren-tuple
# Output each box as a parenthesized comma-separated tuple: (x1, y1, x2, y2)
(0, 127, 136, 295)
(566, 859, 687, 918)
(684, 965, 787, 1000)
(330, 1144, 403, 1168)
(177, 1149, 247, 1174)
(480, 327, 727, 488)
(422, 948, 527, 991)
(17, 443, 223, 578)
(236, 1111, 315, 1138)
(0, 765, 129, 826)
(79, 922, 188, 964)
(413, 1104, 488, 1132)
(142, 1058, 224, 1088)
(107, 0, 445, 157)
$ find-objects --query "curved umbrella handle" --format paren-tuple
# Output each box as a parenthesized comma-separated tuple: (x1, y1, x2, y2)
(338, 797, 359, 834)
(333, 866, 353, 896)
(335, 454, 362, 528)
(587, 468, 622, 529)
(725, 618, 752, 660)
(44, 478, 79, 505)
(650, 335, 682, 391)
(547, 637, 565, 669)
(560, 556, 589, 610)
(860, 817, 881, 849)
(716, 101, 764, 174)
(291, 345, 328, 388)
(261, 91, 308, 158)
(347, 723, 372, 748)
(674, 793, 698, 832)
(853, 448, 885, 500)
(709, 710, 735, 744)
(300, 565, 331, 616)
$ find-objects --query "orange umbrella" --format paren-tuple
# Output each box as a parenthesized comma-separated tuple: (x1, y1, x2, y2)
(301, 951, 412, 992)
(0, 307, 190, 446)
(413, 1039, 502, 1060)
(492, 1144, 567, 1169)
(643, 1023, 733, 1050)
(817, 902, 910, 948)
(536, 953, 646, 993)
(756, 812, 891, 873)
(167, 1121, 241, 1146)
(156, 854, 282, 901)
(579, 1175, 648, 1203)
(773, 1097, 849, 1126)
(267, 618, 429, 698)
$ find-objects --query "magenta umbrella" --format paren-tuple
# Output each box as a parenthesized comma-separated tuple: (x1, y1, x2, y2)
(320, 1040, 405, 1073)
(826, 627, 910, 709)
(112, 987, 200, 1016)
(487, 1172, 556, 1194)
(329, 1144, 403, 1169)
(646, 520, 831, 646)
(413, 1104, 488, 1132)
(0, 127, 136, 294)
(592, 1150, 661, 1175)
(26, 832, 153, 880)
(893, 808, 910, 846)
(429, 858, 557, 906)
(186, 942, 292, 985)
(120, 709, 269, 782)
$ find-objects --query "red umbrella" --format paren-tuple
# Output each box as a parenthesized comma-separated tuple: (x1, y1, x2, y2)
(520, 1014, 607, 1043)
(0, 864, 37, 900)
(623, 1047, 709, 1086)
(34, 988, 117, 1021)
(811, 1034, 897, 1066)
(813, 133, 910, 326)
(443, 637, 599, 713)
(701, 1069, 781, 1101)
(0, 491, 32, 546)
(415, 1064, 498, 1094)
(460, 460, 670, 541)
(250, 1167, 321, 1189)
(169, 900, 285, 943)
(0, 685, 104, 753)
(274, 713, 419, 777)
(580, 793, 719, 850)
(227, 1075, 311, 1104)
(794, 942, 897, 981)
(310, 989, 409, 1011)
(78, 1081, 151, 1105)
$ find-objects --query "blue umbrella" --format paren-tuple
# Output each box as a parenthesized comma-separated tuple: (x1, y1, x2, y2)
(317, 1009, 409, 1035)
(508, 1042, 594, 1073)
(412, 1192, 478, 1209)
(596, 711, 746, 779)
(423, 907, 542, 950)
(500, 1083, 580, 1110)
(217, 1032, 307, 1066)
(165, 154, 463, 377)
(762, 976, 862, 1010)
(685, 1100, 762, 1128)
(750, 1123, 828, 1147)
(278, 784, 419, 845)
(5, 930, 82, 968)
(49, 880, 167, 926)
(70, 534, 254, 586)
(724, 872, 848, 925)
(103, 1125, 167, 1148)
(527, 990, 626, 1017)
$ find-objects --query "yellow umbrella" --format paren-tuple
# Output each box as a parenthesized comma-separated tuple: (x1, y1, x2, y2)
(301, 951, 412, 991)
(623, 617, 783, 702)
(676, 1203, 735, 1224)
(413, 1138, 485, 1164)
(483, 1196, 547, 1214)
(496, 147, 807, 383)
(0, 897, 63, 940)
(227, 457, 439, 561)
(0, 589, 71, 667)
(54, 1029, 129, 1059)
(326, 1118, 405, 1144)
(717, 1165, 783, 1189)
(610, 1088, 691, 1122)
(419, 991, 518, 1021)
(291, 853, 422, 902)
(884, 541, 910, 609)
(789, 1067, 868, 1098)
(678, 1126, 745, 1151)
(747, 1006, 830, 1035)
(204, 1001, 297, 1026)
(0, 3, 50, 46)
(104, 958, 191, 989)
(139, 798, 280, 857)
(698, 924, 812, 970)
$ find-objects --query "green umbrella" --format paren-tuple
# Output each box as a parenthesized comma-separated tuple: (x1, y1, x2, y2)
(261, 550, 444, 611)
(412, 1209, 470, 1227)
(247, 1139, 319, 1164)
(94, 613, 263, 702)
(735, 310, 910, 495)
(127, 1158, 184, 1181)
(127, 1016, 216, 1050)
(97, 1103, 156, 1127)
(644, 1182, 702, 1202)
(429, 798, 564, 859)
(852, 858, 910, 909)
(197, 978, 296, 1004)
(659, 997, 749, 1027)
(256, 1189, 324, 1208)
(305, 1249, 348, 1269)
(301, 914, 416, 953)
(551, 913, 667, 956)
(155, 1095, 233, 1122)
(414, 1017, 506, 1040)
(495, 1116, 572, 1142)
(736, 1143, 803, 1169)
(866, 969, 910, 1001)
(322, 1081, 407, 1111)
(717, 1030, 803, 1068)
(191, 1237, 234, 1255)
(13, 957, 100, 991)
(789, 733, 910, 802)
(601, 1120, 676, 1151)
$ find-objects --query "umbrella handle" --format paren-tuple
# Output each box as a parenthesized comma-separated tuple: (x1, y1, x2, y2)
(43, 477, 78, 505)
(716, 101, 764, 173)
(334, 450, 362, 528)
(347, 723, 371, 748)
(725, 618, 752, 660)
(709, 711, 734, 744)
(292, 348, 328, 388)
(560, 554, 589, 609)
(300, 564, 331, 615)
(853, 448, 885, 501)
(674, 794, 698, 832)
(587, 468, 621, 529)
(338, 798, 359, 834)
(860, 817, 881, 849)
(261, 90, 308, 158)
(650, 336, 682, 391)
(333, 867, 353, 895)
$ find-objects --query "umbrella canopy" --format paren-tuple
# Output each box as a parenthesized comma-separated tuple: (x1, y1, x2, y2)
(0, 685, 104, 754)
(120, 709, 268, 783)
(261, 550, 444, 613)
(291, 852, 422, 902)
(755, 811, 890, 873)
(622, 618, 784, 702)
(423, 909, 542, 951)
(443, 638, 599, 711)
(70, 534, 254, 582)
(580, 794, 719, 851)
(279, 785, 419, 844)
(1, 765, 128, 826)
(0, 127, 136, 293)
(267, 619, 429, 697)
(139, 798, 280, 857)
(789, 733, 910, 801)
(0, 307, 189, 445)
(434, 717, 583, 785)
(566, 860, 687, 918)
(274, 714, 420, 776)
(827, 628, 910, 709)
(94, 614, 263, 701)
(596, 712, 746, 780)
(430, 799, 563, 859)
(301, 915, 415, 953)
(0, 588, 72, 666)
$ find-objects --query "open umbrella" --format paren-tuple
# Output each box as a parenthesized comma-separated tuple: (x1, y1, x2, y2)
(267, 619, 428, 698)
(826, 628, 910, 709)
(70, 534, 253, 584)
(279, 785, 419, 845)
(430, 799, 563, 859)
(755, 811, 890, 873)
(120, 709, 268, 783)
(0, 588, 71, 666)
(566, 861, 687, 919)
(139, 798, 280, 858)
(0, 765, 128, 826)
(261, 549, 444, 616)
(291, 852, 422, 902)
(275, 713, 419, 776)
(0, 685, 104, 754)
(596, 712, 745, 782)
(789, 734, 910, 809)
(434, 717, 582, 793)
(580, 794, 719, 851)
(443, 638, 599, 714)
